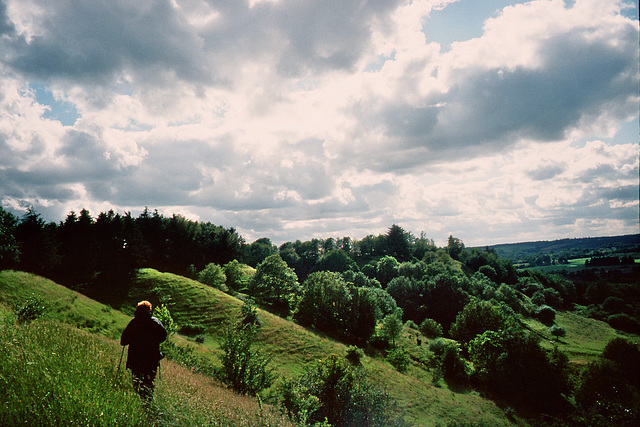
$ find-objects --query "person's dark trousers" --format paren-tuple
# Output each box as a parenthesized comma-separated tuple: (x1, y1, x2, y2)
(132, 368, 158, 402)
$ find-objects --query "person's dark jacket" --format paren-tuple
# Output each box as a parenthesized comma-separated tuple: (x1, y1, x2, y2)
(121, 312, 167, 373)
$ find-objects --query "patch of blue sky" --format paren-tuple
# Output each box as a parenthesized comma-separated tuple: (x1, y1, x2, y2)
(620, 0, 638, 20)
(364, 51, 396, 73)
(30, 83, 79, 126)
(422, 0, 529, 50)
(610, 118, 639, 146)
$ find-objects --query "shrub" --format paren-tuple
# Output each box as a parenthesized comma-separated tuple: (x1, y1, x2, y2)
(178, 323, 206, 336)
(549, 325, 566, 339)
(223, 259, 253, 291)
(16, 294, 47, 323)
(602, 296, 627, 314)
(469, 328, 569, 410)
(219, 323, 272, 395)
(531, 290, 546, 306)
(345, 345, 364, 366)
(240, 299, 261, 327)
(607, 313, 640, 334)
(153, 304, 178, 337)
(419, 318, 443, 338)
(277, 355, 407, 427)
(534, 305, 556, 325)
(198, 263, 228, 291)
(387, 347, 410, 373)
(429, 339, 468, 383)
(405, 320, 418, 330)
(602, 337, 640, 387)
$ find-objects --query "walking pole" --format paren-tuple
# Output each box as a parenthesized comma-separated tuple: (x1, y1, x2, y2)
(117, 345, 126, 371)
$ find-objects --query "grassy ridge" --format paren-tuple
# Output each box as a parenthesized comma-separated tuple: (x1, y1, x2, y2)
(122, 269, 517, 425)
(8, 268, 626, 425)
(0, 270, 130, 339)
(0, 312, 290, 426)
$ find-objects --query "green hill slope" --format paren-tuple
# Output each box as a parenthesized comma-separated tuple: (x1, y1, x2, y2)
(8, 269, 589, 425)
(114, 269, 517, 425)
(0, 292, 290, 425)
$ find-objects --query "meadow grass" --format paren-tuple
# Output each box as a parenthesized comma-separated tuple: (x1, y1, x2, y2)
(0, 269, 517, 425)
(0, 310, 149, 426)
(0, 304, 291, 426)
(523, 311, 622, 364)
(0, 270, 130, 340)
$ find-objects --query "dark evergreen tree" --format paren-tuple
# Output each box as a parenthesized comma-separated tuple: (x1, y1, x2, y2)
(0, 207, 19, 269)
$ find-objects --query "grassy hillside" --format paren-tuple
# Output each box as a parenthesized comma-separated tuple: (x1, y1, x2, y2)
(1, 269, 515, 425)
(5, 268, 633, 425)
(0, 303, 290, 426)
(128, 269, 522, 425)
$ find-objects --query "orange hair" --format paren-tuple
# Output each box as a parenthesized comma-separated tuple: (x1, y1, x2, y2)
(137, 300, 153, 311)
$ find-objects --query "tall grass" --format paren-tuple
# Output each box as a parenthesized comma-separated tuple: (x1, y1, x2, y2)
(0, 309, 291, 426)
(0, 312, 149, 425)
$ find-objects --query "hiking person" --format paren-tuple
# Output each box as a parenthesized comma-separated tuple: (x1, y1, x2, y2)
(121, 300, 167, 400)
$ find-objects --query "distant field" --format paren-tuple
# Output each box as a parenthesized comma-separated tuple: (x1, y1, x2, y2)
(519, 257, 639, 273)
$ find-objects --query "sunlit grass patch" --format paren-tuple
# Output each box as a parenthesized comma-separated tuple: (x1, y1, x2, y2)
(0, 315, 148, 426)
(0, 270, 130, 339)
(526, 311, 622, 364)
(155, 362, 291, 426)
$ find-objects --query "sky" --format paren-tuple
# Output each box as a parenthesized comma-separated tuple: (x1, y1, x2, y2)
(0, 0, 638, 247)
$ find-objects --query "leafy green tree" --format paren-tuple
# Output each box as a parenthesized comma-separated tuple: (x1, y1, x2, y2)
(363, 286, 398, 320)
(223, 259, 253, 291)
(449, 300, 514, 343)
(412, 232, 436, 261)
(249, 254, 300, 315)
(293, 238, 322, 279)
(446, 235, 465, 260)
(278, 241, 301, 270)
(469, 327, 570, 410)
(347, 286, 378, 343)
(386, 276, 422, 322)
(198, 263, 228, 291)
(296, 271, 376, 343)
(419, 318, 443, 338)
(246, 237, 276, 267)
(423, 275, 469, 335)
(380, 308, 404, 347)
(575, 339, 640, 424)
(296, 271, 353, 334)
(376, 255, 399, 287)
(317, 249, 357, 273)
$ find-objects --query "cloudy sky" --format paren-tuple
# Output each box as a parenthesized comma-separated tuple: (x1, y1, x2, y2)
(0, 0, 638, 247)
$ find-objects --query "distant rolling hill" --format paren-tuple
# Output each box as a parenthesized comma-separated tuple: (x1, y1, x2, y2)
(482, 234, 640, 261)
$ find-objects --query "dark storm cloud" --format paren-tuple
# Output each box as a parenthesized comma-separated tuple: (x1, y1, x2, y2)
(0, 0, 14, 36)
(6, 0, 208, 83)
(439, 31, 637, 145)
(350, 15, 638, 171)
(197, 0, 403, 78)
